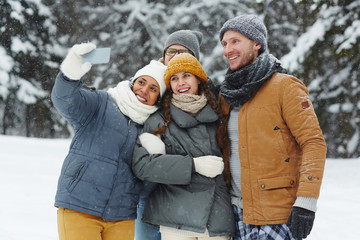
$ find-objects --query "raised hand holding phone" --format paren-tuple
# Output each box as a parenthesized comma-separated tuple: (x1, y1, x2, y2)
(60, 43, 96, 80)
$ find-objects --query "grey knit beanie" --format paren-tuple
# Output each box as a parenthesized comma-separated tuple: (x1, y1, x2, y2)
(219, 15, 268, 54)
(163, 30, 203, 59)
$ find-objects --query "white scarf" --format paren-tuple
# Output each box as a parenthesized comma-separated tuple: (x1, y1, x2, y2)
(107, 80, 158, 124)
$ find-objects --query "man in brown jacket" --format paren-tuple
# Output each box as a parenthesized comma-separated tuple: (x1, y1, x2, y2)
(217, 15, 326, 240)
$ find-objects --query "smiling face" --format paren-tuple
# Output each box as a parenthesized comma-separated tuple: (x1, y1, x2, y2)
(132, 76, 160, 106)
(169, 72, 200, 95)
(221, 30, 261, 71)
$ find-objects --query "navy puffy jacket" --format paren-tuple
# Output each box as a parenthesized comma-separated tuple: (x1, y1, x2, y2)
(52, 72, 142, 221)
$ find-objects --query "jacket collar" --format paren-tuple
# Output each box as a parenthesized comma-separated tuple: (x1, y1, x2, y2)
(170, 103, 218, 128)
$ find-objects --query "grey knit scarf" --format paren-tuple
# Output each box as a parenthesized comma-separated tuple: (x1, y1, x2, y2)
(220, 52, 286, 107)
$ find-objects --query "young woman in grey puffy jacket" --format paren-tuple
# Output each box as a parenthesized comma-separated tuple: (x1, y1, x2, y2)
(132, 53, 235, 240)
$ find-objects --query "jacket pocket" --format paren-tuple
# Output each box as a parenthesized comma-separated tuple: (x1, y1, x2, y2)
(257, 176, 297, 220)
(68, 161, 88, 192)
(258, 176, 296, 190)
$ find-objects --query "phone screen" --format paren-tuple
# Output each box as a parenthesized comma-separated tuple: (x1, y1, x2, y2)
(83, 48, 111, 64)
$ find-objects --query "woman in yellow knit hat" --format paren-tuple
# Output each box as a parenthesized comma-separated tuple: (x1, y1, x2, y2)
(132, 53, 235, 240)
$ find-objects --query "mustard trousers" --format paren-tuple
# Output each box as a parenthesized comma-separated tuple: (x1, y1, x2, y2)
(57, 207, 135, 240)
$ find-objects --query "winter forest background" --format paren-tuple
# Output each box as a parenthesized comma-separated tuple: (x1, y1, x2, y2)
(0, 0, 359, 158)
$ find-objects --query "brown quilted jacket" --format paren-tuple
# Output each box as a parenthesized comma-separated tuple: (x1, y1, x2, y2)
(217, 73, 327, 225)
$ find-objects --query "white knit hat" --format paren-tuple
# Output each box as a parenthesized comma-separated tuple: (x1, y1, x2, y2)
(132, 60, 167, 97)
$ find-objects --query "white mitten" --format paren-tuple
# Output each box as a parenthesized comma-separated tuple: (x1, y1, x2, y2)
(193, 155, 224, 178)
(60, 42, 96, 80)
(139, 132, 166, 155)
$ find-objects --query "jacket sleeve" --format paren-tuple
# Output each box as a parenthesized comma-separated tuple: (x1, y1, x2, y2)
(132, 115, 194, 185)
(281, 76, 327, 199)
(51, 72, 99, 128)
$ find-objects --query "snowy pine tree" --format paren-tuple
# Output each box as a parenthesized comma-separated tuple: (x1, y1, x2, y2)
(281, 1, 360, 157)
(0, 0, 68, 137)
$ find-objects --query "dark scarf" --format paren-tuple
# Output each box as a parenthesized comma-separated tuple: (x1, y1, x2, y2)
(220, 52, 287, 107)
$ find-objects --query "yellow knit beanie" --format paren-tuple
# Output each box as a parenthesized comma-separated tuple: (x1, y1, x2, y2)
(164, 53, 207, 90)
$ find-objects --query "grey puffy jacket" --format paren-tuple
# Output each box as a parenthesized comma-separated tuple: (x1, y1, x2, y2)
(52, 72, 142, 221)
(132, 103, 235, 237)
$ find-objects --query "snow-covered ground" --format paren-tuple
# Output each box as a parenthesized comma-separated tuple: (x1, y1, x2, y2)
(0, 134, 359, 240)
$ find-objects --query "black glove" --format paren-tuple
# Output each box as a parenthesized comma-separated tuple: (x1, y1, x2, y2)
(287, 207, 315, 240)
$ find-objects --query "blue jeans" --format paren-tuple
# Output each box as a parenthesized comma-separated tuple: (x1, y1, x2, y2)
(135, 197, 161, 240)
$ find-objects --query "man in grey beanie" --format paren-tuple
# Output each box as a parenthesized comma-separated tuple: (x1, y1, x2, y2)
(217, 14, 326, 240)
(219, 14, 268, 55)
(162, 29, 203, 65)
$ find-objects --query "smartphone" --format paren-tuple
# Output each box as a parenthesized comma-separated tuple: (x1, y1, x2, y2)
(83, 48, 111, 64)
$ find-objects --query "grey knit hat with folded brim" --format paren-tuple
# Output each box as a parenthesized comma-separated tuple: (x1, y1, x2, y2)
(163, 30, 203, 60)
(219, 15, 268, 54)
